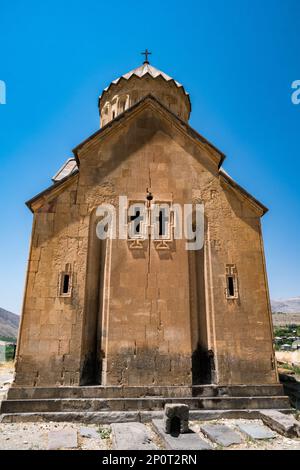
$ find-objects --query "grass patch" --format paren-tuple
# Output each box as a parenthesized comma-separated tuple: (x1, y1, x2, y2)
(0, 336, 16, 342)
(279, 363, 300, 375)
(98, 427, 111, 439)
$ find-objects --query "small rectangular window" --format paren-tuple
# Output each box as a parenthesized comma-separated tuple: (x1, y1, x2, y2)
(153, 204, 171, 240)
(62, 274, 70, 294)
(159, 209, 166, 236)
(59, 270, 72, 297)
(128, 202, 147, 240)
(227, 276, 235, 297)
(129, 210, 141, 235)
(225, 264, 238, 299)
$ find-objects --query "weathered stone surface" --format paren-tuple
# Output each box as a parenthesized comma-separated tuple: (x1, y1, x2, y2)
(1, 395, 291, 415)
(200, 424, 243, 447)
(237, 422, 276, 440)
(6, 384, 285, 400)
(0, 407, 293, 425)
(164, 403, 189, 434)
(260, 410, 300, 437)
(47, 429, 78, 450)
(0, 421, 109, 451)
(79, 426, 99, 439)
(0, 411, 142, 424)
(111, 422, 157, 450)
(153, 419, 212, 450)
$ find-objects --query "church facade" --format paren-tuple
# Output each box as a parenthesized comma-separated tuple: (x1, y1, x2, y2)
(13, 58, 278, 390)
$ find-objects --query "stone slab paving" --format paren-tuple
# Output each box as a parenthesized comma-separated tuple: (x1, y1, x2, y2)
(48, 429, 78, 450)
(111, 422, 157, 450)
(200, 423, 243, 447)
(237, 423, 276, 440)
(191, 418, 300, 450)
(0, 374, 13, 385)
(79, 426, 100, 439)
(259, 410, 300, 438)
(152, 419, 213, 450)
(0, 417, 300, 450)
(0, 422, 111, 450)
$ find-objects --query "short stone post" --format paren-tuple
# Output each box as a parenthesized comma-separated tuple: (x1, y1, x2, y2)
(163, 404, 189, 436)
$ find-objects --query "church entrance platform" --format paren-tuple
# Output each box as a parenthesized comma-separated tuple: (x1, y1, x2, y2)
(0, 384, 292, 423)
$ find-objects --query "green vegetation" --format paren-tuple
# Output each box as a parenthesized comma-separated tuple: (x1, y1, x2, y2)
(273, 324, 300, 351)
(274, 325, 300, 337)
(0, 335, 16, 342)
(0, 336, 16, 361)
(98, 427, 111, 439)
(279, 363, 300, 376)
(4, 344, 16, 361)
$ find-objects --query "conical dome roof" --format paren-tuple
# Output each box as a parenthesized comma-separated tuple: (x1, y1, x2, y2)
(98, 61, 191, 127)
(100, 62, 189, 98)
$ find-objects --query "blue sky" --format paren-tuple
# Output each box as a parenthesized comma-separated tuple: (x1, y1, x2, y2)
(0, 0, 299, 314)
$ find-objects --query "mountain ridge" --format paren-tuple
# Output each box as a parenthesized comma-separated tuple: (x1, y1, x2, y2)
(271, 297, 300, 314)
(0, 307, 19, 339)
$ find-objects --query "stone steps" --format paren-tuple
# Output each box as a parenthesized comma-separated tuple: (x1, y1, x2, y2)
(0, 395, 291, 414)
(1, 384, 291, 422)
(0, 408, 293, 424)
(6, 384, 285, 400)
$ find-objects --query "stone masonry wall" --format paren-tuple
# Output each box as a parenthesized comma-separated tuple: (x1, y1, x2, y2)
(14, 101, 277, 387)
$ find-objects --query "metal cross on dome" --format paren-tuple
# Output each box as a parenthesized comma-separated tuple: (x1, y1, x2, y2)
(141, 49, 152, 64)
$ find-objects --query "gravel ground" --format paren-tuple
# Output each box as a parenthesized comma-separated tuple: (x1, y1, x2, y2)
(0, 363, 112, 450)
(0, 422, 111, 450)
(1, 418, 299, 450)
(0, 362, 14, 403)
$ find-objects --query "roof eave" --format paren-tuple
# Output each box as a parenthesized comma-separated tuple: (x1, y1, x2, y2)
(73, 93, 225, 165)
(26, 169, 79, 213)
(219, 169, 268, 216)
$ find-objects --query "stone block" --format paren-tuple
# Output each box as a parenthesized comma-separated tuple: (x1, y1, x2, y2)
(164, 403, 189, 434)
(111, 422, 157, 450)
(200, 424, 243, 447)
(260, 410, 300, 437)
(47, 429, 78, 450)
(237, 422, 276, 440)
(153, 419, 212, 450)
(79, 426, 100, 439)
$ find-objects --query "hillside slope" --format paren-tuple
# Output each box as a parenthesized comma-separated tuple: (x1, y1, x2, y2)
(0, 308, 19, 339)
(271, 297, 300, 314)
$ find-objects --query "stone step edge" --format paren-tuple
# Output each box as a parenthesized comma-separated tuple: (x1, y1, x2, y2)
(8, 384, 284, 390)
(9, 384, 284, 388)
(0, 408, 293, 424)
(7, 384, 284, 396)
(2, 395, 290, 402)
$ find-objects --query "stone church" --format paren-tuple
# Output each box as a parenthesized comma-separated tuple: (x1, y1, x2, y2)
(2, 56, 289, 417)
